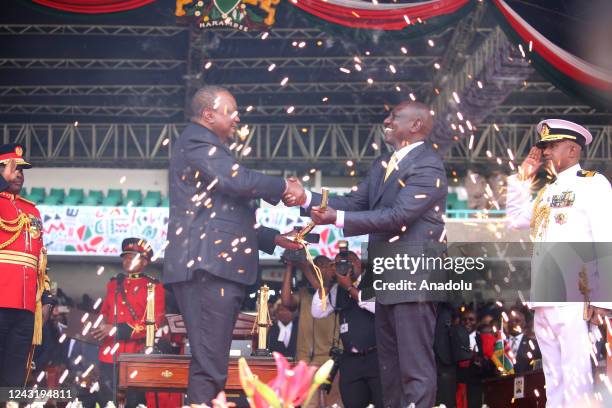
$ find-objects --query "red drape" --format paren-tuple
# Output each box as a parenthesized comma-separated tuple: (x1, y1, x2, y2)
(291, 0, 470, 30)
(31, 0, 155, 14)
(492, 0, 612, 91)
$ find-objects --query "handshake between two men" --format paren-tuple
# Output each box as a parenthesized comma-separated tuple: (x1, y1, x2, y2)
(282, 176, 338, 226)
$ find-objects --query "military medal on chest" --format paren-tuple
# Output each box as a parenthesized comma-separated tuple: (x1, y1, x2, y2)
(551, 191, 575, 208)
(554, 213, 567, 225)
(28, 214, 42, 239)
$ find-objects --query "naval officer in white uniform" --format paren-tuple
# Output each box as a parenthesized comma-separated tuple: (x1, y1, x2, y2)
(506, 119, 612, 407)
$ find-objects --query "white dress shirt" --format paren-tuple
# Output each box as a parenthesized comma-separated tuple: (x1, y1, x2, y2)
(509, 333, 523, 357)
(311, 277, 375, 319)
(468, 331, 479, 352)
(276, 321, 293, 348)
(303, 141, 424, 227)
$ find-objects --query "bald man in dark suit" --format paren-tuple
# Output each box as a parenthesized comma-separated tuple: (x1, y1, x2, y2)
(287, 102, 448, 407)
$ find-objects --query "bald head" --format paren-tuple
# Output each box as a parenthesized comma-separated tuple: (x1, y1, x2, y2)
(190, 85, 230, 121)
(383, 101, 434, 149)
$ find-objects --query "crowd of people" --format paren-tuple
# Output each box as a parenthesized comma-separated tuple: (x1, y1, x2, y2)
(266, 251, 545, 408)
(1, 84, 610, 408)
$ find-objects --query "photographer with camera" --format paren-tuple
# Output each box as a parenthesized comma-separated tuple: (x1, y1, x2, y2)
(280, 248, 342, 407)
(311, 241, 383, 408)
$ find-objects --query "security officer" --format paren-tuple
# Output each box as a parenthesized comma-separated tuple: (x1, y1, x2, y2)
(506, 119, 612, 407)
(311, 245, 383, 408)
(0, 143, 53, 387)
(91, 238, 166, 407)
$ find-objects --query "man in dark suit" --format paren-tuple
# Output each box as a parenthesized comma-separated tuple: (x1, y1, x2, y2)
(507, 306, 541, 374)
(163, 86, 304, 405)
(267, 301, 298, 358)
(287, 101, 448, 407)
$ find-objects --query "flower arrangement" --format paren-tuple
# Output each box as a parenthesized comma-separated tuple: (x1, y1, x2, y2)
(190, 352, 334, 408)
(239, 352, 334, 408)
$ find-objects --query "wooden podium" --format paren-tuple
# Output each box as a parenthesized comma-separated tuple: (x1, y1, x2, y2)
(117, 312, 276, 406)
(117, 354, 277, 398)
(482, 370, 546, 408)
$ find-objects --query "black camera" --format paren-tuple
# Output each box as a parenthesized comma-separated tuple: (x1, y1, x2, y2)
(280, 226, 320, 265)
(281, 247, 307, 264)
(334, 240, 353, 276)
(320, 346, 343, 393)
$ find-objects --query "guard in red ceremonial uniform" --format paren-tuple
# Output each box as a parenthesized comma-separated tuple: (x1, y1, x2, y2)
(92, 238, 180, 407)
(0, 143, 53, 388)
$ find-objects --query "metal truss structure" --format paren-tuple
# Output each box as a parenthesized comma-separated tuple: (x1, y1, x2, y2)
(4, 123, 610, 170)
(0, 80, 557, 98)
(225, 81, 430, 94)
(0, 102, 597, 119)
(490, 105, 603, 116)
(0, 105, 182, 118)
(0, 5, 609, 169)
(0, 58, 184, 70)
(0, 25, 463, 41)
(0, 85, 184, 97)
(0, 24, 187, 36)
(429, 1, 488, 98)
(448, 123, 612, 165)
(243, 104, 601, 118)
(430, 26, 533, 154)
(207, 55, 437, 70)
(433, 27, 531, 116)
(184, 27, 206, 119)
(516, 81, 557, 92)
(245, 105, 385, 116)
(213, 28, 326, 40)
(217, 26, 462, 41)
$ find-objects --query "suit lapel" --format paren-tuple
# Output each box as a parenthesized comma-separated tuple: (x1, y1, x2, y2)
(517, 337, 528, 356)
(371, 152, 392, 205)
(372, 144, 426, 208)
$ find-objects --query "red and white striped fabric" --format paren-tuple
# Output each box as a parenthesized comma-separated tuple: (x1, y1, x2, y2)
(493, 0, 612, 91)
(290, 0, 470, 30)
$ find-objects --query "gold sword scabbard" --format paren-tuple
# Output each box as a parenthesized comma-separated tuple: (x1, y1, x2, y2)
(296, 188, 328, 241)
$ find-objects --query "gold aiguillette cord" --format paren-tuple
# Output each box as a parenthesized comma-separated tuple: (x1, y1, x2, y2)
(578, 265, 590, 321)
(294, 188, 329, 310)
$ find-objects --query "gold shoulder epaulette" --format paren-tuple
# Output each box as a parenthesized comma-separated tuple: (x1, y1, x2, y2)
(143, 274, 159, 283)
(576, 170, 597, 177)
(16, 195, 36, 205)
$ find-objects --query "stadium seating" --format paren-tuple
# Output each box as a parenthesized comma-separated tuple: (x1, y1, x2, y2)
(447, 192, 468, 211)
(102, 189, 123, 206)
(142, 190, 162, 207)
(19, 187, 466, 211)
(125, 189, 143, 206)
(29, 187, 46, 202)
(19, 187, 170, 207)
(82, 190, 103, 206)
(64, 188, 85, 205)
